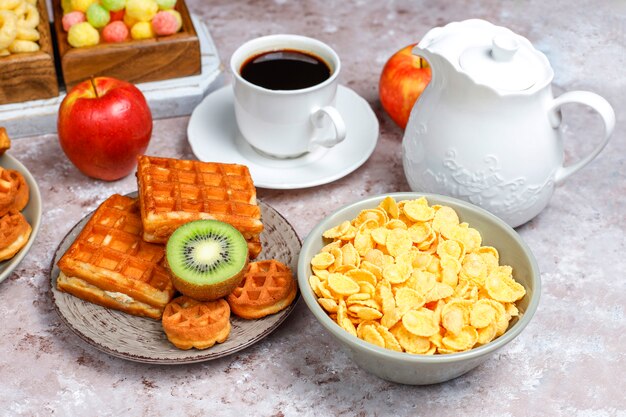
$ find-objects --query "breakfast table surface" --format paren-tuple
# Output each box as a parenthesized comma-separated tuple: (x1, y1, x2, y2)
(1, 0, 625, 416)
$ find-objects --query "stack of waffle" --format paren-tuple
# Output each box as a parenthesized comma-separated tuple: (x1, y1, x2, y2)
(57, 194, 176, 319)
(136, 155, 263, 259)
(56, 156, 264, 320)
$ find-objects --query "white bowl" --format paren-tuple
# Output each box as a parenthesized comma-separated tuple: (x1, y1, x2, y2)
(297, 192, 541, 385)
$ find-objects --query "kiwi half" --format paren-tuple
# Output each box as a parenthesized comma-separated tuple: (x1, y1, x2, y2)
(165, 220, 249, 301)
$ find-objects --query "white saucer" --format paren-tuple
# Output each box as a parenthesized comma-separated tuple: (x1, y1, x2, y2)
(187, 85, 379, 189)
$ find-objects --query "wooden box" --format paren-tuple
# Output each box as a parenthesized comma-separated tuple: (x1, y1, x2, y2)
(51, 0, 201, 90)
(0, 0, 59, 105)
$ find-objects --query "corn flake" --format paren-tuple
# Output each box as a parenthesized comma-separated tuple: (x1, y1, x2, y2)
(378, 196, 400, 219)
(485, 268, 526, 303)
(391, 323, 432, 354)
(402, 308, 439, 337)
(442, 325, 478, 351)
(311, 252, 334, 269)
(327, 273, 360, 296)
(323, 221, 351, 239)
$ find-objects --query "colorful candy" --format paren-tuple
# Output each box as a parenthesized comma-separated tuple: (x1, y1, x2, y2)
(62, 0, 180, 47)
(130, 21, 154, 40)
(70, 0, 95, 13)
(125, 0, 157, 22)
(164, 9, 181, 31)
(155, 0, 175, 10)
(109, 9, 124, 21)
(102, 20, 128, 43)
(67, 21, 99, 47)
(86, 3, 110, 28)
(62, 10, 85, 32)
(151, 10, 177, 36)
(101, 0, 125, 12)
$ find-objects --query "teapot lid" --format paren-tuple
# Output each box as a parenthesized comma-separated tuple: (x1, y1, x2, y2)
(419, 20, 552, 92)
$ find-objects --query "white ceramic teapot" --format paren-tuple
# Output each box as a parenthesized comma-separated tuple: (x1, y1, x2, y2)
(402, 19, 615, 227)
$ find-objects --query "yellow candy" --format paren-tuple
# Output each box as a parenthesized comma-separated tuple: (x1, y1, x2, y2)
(126, 0, 158, 21)
(130, 21, 155, 39)
(67, 21, 99, 47)
(61, 0, 73, 13)
(70, 0, 95, 12)
(0, 10, 17, 50)
(8, 38, 38, 52)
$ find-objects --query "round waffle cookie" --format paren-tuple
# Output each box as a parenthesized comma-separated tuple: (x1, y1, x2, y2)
(0, 168, 28, 216)
(0, 210, 32, 261)
(162, 296, 231, 350)
(227, 259, 297, 320)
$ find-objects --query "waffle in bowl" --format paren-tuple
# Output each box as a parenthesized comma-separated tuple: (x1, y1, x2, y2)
(136, 155, 263, 259)
(56, 194, 175, 319)
(227, 260, 297, 320)
(0, 165, 30, 216)
(0, 211, 32, 261)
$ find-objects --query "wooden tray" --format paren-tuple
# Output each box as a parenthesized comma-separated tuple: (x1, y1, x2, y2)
(51, 0, 201, 90)
(0, 0, 59, 105)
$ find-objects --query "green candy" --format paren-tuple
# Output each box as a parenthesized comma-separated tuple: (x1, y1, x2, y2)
(156, 0, 176, 10)
(86, 3, 110, 28)
(101, 0, 126, 12)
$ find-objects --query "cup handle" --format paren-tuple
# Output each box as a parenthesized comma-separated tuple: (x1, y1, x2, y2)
(309, 106, 347, 149)
(548, 91, 615, 185)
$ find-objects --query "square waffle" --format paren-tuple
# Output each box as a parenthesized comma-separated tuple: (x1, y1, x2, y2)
(136, 156, 263, 250)
(57, 194, 175, 319)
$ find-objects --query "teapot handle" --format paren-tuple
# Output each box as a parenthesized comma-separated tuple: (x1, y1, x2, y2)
(548, 91, 615, 185)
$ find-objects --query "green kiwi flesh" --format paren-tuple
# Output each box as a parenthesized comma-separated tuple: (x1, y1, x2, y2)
(166, 220, 249, 301)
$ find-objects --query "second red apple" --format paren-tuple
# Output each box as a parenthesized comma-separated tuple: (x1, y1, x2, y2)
(379, 43, 432, 129)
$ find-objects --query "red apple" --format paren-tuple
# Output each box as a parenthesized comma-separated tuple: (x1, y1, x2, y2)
(58, 77, 152, 181)
(379, 43, 432, 129)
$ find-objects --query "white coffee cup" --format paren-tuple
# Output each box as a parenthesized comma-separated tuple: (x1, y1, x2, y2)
(230, 34, 346, 159)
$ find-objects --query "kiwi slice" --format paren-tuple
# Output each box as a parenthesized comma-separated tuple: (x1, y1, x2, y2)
(166, 220, 249, 301)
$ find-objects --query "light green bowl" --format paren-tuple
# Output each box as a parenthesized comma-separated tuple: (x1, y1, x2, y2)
(297, 192, 540, 385)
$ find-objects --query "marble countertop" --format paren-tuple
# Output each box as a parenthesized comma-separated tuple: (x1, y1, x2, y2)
(1, 1, 625, 416)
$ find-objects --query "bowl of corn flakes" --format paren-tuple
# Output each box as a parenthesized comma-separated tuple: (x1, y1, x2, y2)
(297, 192, 540, 385)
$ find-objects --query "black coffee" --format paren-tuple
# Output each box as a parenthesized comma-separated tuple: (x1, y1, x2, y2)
(240, 49, 331, 90)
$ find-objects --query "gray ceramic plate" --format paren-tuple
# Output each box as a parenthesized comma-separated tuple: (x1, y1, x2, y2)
(50, 198, 301, 364)
(0, 153, 42, 284)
